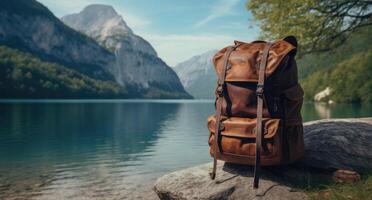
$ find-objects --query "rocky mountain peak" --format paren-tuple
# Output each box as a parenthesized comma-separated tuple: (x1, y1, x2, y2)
(62, 4, 133, 41)
(61, 4, 190, 98)
(62, 4, 157, 56)
(82, 4, 117, 17)
(173, 49, 218, 99)
(174, 49, 217, 79)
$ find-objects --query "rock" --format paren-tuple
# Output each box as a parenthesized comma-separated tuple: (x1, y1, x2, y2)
(314, 87, 332, 102)
(332, 170, 361, 183)
(154, 118, 372, 200)
(154, 162, 308, 200)
(301, 118, 372, 172)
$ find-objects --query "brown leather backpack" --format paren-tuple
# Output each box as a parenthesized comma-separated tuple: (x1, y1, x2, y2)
(207, 36, 304, 188)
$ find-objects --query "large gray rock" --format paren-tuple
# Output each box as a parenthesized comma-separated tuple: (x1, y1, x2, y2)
(154, 118, 372, 200)
(301, 118, 372, 171)
(154, 162, 308, 200)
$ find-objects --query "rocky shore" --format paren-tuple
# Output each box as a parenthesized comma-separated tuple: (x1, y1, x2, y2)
(153, 118, 372, 200)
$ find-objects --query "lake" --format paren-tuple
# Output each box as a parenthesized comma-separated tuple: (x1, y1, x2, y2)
(0, 100, 371, 199)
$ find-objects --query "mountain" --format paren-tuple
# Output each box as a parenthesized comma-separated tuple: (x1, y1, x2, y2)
(0, 0, 115, 82)
(0, 0, 128, 98)
(0, 0, 190, 99)
(62, 5, 191, 99)
(173, 50, 217, 99)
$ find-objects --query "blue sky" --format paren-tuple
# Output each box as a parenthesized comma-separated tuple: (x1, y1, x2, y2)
(39, 0, 259, 66)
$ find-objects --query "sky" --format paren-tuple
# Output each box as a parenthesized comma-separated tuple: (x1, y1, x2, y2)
(38, 0, 260, 66)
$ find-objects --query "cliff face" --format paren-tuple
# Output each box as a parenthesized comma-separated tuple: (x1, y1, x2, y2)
(62, 5, 191, 98)
(0, 0, 115, 81)
(174, 50, 217, 99)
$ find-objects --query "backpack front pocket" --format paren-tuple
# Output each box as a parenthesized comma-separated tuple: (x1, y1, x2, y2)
(207, 116, 283, 165)
(220, 82, 271, 118)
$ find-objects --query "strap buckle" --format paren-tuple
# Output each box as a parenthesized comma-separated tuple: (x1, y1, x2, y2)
(216, 85, 224, 97)
(256, 84, 264, 97)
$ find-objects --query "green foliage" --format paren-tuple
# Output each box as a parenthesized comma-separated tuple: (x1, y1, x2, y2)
(0, 0, 113, 82)
(298, 27, 372, 80)
(247, 0, 323, 53)
(247, 0, 372, 54)
(0, 46, 128, 99)
(301, 70, 329, 100)
(307, 175, 372, 200)
(0, 0, 191, 99)
(301, 51, 372, 103)
(300, 27, 372, 103)
(0, 46, 191, 99)
(329, 52, 372, 102)
(246, 1, 372, 103)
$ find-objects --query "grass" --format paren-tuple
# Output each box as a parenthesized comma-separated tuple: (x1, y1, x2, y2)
(306, 175, 372, 200)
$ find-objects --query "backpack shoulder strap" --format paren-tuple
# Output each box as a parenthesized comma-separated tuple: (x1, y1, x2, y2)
(254, 42, 272, 188)
(210, 44, 239, 180)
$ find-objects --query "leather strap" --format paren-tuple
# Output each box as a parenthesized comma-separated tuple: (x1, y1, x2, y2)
(253, 42, 272, 188)
(210, 45, 239, 180)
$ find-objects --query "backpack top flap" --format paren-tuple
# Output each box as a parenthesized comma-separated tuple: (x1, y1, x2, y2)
(213, 39, 296, 82)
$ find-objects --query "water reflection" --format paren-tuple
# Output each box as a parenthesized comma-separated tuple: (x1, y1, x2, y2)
(314, 102, 331, 119)
(0, 102, 184, 199)
(0, 103, 182, 164)
(302, 102, 372, 122)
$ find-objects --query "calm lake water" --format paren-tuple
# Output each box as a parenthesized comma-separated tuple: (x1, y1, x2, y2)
(0, 100, 371, 199)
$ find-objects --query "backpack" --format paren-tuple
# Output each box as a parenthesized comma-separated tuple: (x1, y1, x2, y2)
(207, 36, 304, 188)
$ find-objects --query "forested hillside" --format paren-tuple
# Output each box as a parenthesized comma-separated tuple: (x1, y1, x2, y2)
(0, 46, 126, 98)
(300, 27, 372, 102)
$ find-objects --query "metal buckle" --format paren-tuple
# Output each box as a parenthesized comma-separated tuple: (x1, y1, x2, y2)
(216, 85, 224, 97)
(226, 63, 232, 70)
(219, 122, 225, 131)
(256, 84, 264, 97)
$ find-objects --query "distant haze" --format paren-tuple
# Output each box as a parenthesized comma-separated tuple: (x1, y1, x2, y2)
(174, 50, 218, 99)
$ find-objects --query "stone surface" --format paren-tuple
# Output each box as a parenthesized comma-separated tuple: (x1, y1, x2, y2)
(154, 162, 308, 200)
(154, 118, 372, 200)
(314, 87, 332, 102)
(301, 118, 372, 172)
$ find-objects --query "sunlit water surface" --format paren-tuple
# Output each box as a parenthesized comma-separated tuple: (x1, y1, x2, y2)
(0, 100, 371, 199)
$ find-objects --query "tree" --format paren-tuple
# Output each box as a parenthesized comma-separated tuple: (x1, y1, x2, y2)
(247, 0, 372, 54)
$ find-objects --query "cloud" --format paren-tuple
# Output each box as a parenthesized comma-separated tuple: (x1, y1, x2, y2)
(194, 0, 240, 28)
